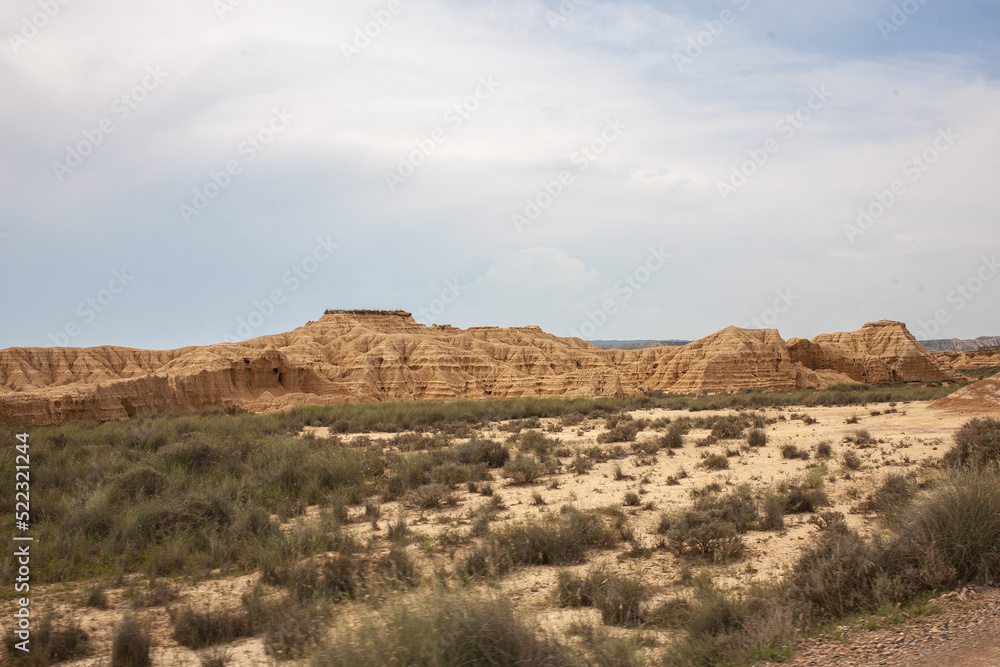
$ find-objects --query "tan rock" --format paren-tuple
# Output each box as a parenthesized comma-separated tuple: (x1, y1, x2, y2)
(0, 313, 959, 426)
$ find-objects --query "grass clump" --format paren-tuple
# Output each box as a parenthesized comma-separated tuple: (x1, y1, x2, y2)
(943, 417, 1000, 468)
(4, 615, 90, 665)
(462, 509, 620, 578)
(699, 453, 729, 470)
(780, 444, 810, 460)
(111, 614, 151, 667)
(555, 567, 649, 626)
(312, 592, 571, 667)
(502, 455, 548, 485)
(745, 428, 767, 448)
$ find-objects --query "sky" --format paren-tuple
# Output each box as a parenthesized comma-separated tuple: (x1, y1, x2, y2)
(1, 0, 998, 350)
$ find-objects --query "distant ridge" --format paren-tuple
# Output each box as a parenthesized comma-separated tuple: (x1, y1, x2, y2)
(590, 340, 691, 350)
(919, 336, 1000, 352)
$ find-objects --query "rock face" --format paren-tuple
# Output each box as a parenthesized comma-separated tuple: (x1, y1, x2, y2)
(0, 313, 959, 426)
(935, 349, 1000, 371)
(787, 320, 959, 385)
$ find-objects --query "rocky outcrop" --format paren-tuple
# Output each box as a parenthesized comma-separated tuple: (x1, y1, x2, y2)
(0, 314, 960, 426)
(787, 320, 959, 385)
(935, 349, 1000, 371)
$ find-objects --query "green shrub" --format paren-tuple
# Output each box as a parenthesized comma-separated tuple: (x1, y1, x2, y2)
(111, 614, 151, 667)
(312, 592, 571, 667)
(597, 422, 642, 444)
(789, 523, 907, 619)
(556, 567, 648, 626)
(746, 428, 767, 448)
(660, 577, 795, 667)
(170, 606, 253, 649)
(456, 437, 510, 468)
(943, 418, 1000, 468)
(891, 467, 1000, 585)
(403, 484, 458, 509)
(661, 510, 745, 563)
(780, 444, 809, 460)
(3, 615, 89, 665)
(462, 510, 620, 578)
(699, 453, 729, 470)
(842, 450, 862, 470)
(710, 415, 749, 440)
(860, 473, 917, 521)
(502, 455, 547, 485)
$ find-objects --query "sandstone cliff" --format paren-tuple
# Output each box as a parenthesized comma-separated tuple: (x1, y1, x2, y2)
(0, 313, 959, 426)
(787, 320, 958, 385)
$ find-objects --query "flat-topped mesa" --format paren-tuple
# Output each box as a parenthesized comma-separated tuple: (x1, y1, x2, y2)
(0, 315, 962, 426)
(787, 320, 960, 384)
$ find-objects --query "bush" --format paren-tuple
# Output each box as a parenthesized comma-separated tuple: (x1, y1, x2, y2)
(556, 567, 648, 626)
(699, 453, 729, 470)
(710, 415, 749, 440)
(892, 467, 1000, 585)
(462, 509, 620, 578)
(502, 455, 547, 485)
(660, 577, 795, 667)
(111, 614, 151, 667)
(777, 479, 828, 514)
(860, 473, 916, 521)
(943, 418, 1000, 468)
(623, 492, 641, 507)
(455, 437, 511, 468)
(661, 510, 745, 562)
(780, 444, 810, 460)
(759, 493, 785, 531)
(170, 606, 253, 649)
(3, 615, 89, 665)
(746, 428, 767, 448)
(789, 524, 906, 620)
(597, 422, 642, 444)
(842, 450, 862, 470)
(403, 484, 458, 509)
(816, 441, 833, 458)
(312, 592, 571, 666)
(662, 425, 686, 449)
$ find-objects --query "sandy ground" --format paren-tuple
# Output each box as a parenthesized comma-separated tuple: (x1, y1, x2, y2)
(5, 399, 997, 665)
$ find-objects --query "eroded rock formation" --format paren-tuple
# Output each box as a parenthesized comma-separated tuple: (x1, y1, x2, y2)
(0, 313, 959, 426)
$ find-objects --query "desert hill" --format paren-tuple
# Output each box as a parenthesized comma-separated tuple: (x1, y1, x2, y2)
(0, 313, 959, 426)
(930, 375, 1000, 412)
(919, 335, 1000, 352)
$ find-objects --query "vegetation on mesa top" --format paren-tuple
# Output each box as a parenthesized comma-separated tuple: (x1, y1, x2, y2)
(324, 309, 411, 316)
